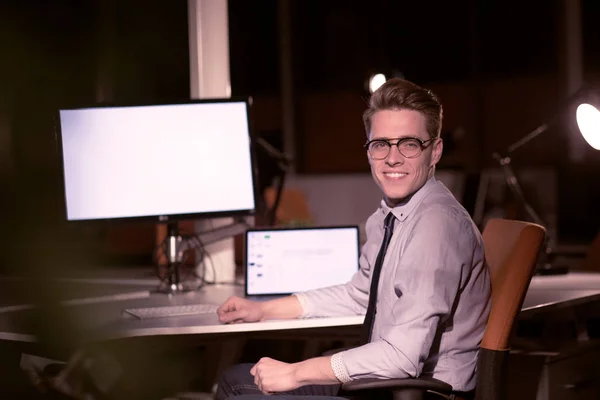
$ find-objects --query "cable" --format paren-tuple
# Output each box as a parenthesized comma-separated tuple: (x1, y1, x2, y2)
(152, 236, 170, 285)
(152, 220, 245, 289)
(191, 234, 217, 285)
(152, 233, 205, 289)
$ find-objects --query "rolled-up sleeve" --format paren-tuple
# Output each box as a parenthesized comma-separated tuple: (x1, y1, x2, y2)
(339, 207, 479, 380)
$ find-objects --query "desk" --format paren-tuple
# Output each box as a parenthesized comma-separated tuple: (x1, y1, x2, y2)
(2, 271, 600, 398)
(519, 272, 600, 320)
(528, 271, 600, 290)
(2, 273, 600, 345)
(521, 288, 600, 318)
(510, 274, 600, 400)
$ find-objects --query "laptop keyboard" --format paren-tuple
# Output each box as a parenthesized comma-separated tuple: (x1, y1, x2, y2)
(123, 304, 218, 319)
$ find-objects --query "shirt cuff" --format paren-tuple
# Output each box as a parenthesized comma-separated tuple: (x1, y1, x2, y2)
(292, 293, 310, 318)
(330, 352, 351, 383)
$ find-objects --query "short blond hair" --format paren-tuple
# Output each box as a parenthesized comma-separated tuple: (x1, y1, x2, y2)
(363, 78, 443, 139)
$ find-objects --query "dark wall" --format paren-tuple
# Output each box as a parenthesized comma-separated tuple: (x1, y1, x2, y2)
(0, 1, 190, 271)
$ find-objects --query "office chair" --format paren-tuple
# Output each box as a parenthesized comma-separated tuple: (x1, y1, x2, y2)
(341, 218, 546, 400)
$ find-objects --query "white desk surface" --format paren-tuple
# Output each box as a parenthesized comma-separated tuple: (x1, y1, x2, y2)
(528, 271, 600, 290)
(519, 272, 600, 317)
(2, 271, 600, 344)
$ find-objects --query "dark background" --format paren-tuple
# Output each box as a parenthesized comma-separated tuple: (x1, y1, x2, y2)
(0, 0, 599, 270)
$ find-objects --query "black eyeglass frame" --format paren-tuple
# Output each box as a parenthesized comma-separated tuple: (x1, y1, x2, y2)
(364, 136, 438, 159)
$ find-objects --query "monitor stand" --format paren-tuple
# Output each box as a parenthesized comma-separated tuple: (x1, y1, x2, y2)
(156, 222, 198, 294)
(155, 217, 250, 293)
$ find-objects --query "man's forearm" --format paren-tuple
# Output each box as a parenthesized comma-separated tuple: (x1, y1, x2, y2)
(259, 295, 304, 320)
(294, 356, 340, 385)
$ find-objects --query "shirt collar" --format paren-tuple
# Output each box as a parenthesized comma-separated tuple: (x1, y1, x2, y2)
(379, 176, 437, 222)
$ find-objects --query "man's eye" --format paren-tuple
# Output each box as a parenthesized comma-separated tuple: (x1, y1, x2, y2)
(401, 140, 420, 149)
(372, 141, 388, 150)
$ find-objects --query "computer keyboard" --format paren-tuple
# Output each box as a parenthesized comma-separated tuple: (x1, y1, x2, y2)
(123, 304, 218, 319)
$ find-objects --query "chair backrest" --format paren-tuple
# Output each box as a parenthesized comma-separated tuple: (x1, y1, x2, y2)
(480, 218, 546, 351)
(476, 218, 546, 400)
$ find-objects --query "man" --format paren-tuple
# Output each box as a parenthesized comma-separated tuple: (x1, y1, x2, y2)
(215, 78, 491, 400)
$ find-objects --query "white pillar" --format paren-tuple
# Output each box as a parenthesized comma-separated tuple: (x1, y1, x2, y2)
(188, 0, 231, 99)
(188, 0, 236, 283)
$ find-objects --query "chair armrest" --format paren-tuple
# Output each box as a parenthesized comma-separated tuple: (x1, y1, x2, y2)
(342, 376, 452, 393)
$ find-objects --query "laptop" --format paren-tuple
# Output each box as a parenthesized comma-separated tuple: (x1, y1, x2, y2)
(244, 225, 360, 298)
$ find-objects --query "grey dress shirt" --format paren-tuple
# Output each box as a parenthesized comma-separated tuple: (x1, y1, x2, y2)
(295, 177, 491, 392)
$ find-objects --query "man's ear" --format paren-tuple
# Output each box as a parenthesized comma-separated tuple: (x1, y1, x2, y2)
(430, 138, 443, 166)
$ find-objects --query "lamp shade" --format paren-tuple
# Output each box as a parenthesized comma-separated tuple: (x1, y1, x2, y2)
(576, 103, 600, 150)
(368, 73, 387, 93)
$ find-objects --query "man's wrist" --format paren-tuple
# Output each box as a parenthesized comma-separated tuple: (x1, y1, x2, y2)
(258, 295, 304, 321)
(293, 357, 339, 385)
(291, 361, 305, 385)
(257, 301, 268, 321)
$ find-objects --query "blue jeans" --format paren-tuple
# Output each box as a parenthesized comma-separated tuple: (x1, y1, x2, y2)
(215, 363, 348, 400)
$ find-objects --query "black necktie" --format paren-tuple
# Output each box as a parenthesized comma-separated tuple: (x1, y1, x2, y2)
(361, 212, 396, 344)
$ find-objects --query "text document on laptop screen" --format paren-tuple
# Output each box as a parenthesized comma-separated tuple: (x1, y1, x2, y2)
(58, 101, 255, 221)
(245, 227, 360, 295)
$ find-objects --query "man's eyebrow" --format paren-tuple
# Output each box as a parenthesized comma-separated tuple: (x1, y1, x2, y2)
(372, 135, 419, 140)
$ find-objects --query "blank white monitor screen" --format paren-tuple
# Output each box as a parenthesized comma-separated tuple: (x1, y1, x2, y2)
(245, 226, 360, 295)
(58, 100, 256, 221)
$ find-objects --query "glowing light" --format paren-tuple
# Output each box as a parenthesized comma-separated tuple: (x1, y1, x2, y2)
(368, 73, 387, 93)
(576, 103, 600, 150)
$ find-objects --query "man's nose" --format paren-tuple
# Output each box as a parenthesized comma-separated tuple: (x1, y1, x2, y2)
(386, 145, 405, 165)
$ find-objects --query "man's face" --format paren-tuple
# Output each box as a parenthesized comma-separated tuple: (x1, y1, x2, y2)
(367, 109, 443, 207)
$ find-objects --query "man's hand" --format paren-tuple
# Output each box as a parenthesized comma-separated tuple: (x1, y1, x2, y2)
(217, 296, 264, 323)
(217, 295, 305, 323)
(250, 357, 301, 394)
(250, 356, 339, 394)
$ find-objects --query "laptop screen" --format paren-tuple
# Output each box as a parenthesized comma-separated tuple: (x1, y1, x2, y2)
(245, 226, 360, 296)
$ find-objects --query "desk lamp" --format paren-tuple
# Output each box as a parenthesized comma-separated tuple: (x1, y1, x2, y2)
(492, 87, 600, 273)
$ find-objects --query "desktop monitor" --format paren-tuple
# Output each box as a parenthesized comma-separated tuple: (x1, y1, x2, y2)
(55, 98, 257, 224)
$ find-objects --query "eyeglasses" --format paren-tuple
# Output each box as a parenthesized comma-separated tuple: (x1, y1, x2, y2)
(364, 137, 437, 160)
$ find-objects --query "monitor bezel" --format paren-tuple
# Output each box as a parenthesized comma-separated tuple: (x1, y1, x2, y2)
(54, 97, 260, 225)
(243, 225, 361, 297)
